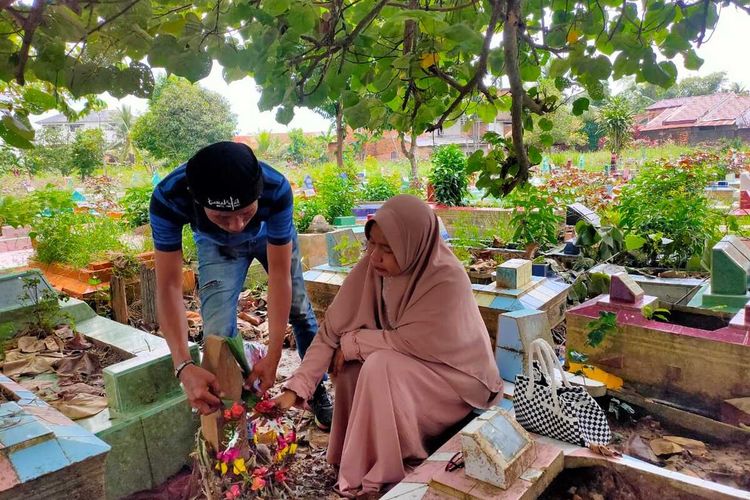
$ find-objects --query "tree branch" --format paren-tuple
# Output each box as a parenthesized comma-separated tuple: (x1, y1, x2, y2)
(386, 0, 478, 12)
(15, 0, 44, 85)
(426, 0, 503, 132)
(503, 0, 531, 187)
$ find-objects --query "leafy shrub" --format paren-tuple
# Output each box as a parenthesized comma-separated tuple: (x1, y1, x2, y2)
(31, 212, 130, 268)
(294, 197, 325, 233)
(617, 156, 721, 268)
(360, 173, 400, 201)
(505, 185, 561, 248)
(121, 185, 153, 227)
(429, 145, 468, 206)
(0, 186, 74, 229)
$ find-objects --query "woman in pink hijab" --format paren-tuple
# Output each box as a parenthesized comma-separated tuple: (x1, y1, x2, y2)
(274, 195, 502, 497)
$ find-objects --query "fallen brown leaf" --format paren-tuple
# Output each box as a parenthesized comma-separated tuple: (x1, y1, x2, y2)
(650, 438, 684, 456)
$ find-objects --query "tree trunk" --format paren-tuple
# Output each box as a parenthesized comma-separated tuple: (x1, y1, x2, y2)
(110, 275, 129, 325)
(400, 131, 419, 187)
(335, 101, 344, 168)
(140, 264, 158, 330)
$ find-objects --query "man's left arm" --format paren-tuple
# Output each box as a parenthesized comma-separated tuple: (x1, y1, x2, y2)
(247, 179, 295, 393)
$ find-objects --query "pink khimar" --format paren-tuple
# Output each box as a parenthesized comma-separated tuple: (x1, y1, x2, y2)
(285, 194, 502, 495)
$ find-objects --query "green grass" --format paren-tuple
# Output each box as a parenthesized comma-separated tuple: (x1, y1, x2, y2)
(547, 143, 696, 172)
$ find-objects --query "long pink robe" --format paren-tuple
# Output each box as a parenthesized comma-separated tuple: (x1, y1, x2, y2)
(284, 195, 503, 495)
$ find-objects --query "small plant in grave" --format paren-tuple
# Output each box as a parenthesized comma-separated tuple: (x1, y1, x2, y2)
(18, 276, 70, 337)
(334, 234, 363, 267)
(642, 305, 671, 322)
(505, 184, 561, 249)
(568, 311, 618, 367)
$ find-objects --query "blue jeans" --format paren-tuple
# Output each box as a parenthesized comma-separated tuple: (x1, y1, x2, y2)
(194, 231, 319, 362)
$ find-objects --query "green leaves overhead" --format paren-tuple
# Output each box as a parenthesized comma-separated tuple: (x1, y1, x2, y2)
(0, 0, 743, 192)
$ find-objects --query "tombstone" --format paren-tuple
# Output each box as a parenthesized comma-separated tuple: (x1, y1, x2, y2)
(72, 190, 86, 202)
(437, 216, 450, 241)
(541, 157, 551, 173)
(578, 155, 585, 169)
(565, 203, 601, 227)
(566, 159, 573, 169)
(303, 174, 314, 190)
(460, 408, 536, 490)
(741, 191, 750, 211)
(326, 228, 361, 267)
(495, 259, 532, 290)
(741, 172, 750, 192)
(726, 173, 737, 183)
(609, 272, 645, 304)
(0, 270, 56, 315)
(710, 237, 750, 296)
(495, 310, 554, 382)
(308, 214, 332, 233)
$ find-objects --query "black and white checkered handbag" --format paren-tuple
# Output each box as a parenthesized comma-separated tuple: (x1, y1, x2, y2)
(513, 339, 611, 447)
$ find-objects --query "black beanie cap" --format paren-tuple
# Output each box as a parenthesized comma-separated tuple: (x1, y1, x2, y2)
(186, 141, 264, 211)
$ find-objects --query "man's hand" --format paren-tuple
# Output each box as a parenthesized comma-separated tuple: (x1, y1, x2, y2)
(246, 350, 281, 393)
(272, 389, 299, 411)
(329, 347, 345, 377)
(179, 364, 222, 415)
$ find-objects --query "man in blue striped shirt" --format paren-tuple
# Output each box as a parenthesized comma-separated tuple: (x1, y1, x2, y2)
(150, 141, 332, 430)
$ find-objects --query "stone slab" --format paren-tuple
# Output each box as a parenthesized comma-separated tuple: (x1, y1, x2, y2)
(610, 272, 644, 304)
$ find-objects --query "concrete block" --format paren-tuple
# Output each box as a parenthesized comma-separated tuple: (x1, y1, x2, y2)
(497, 310, 553, 352)
(140, 395, 198, 485)
(103, 346, 198, 416)
(333, 216, 356, 226)
(610, 272, 644, 303)
(496, 259, 532, 289)
(298, 233, 328, 269)
(496, 348, 524, 383)
(460, 409, 535, 490)
(97, 416, 153, 499)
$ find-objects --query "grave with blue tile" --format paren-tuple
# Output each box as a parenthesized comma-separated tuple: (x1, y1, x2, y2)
(0, 269, 200, 498)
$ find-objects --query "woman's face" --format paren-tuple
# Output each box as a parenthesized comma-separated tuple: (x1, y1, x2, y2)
(367, 222, 402, 277)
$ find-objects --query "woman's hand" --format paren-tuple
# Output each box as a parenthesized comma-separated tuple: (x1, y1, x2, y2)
(272, 389, 299, 411)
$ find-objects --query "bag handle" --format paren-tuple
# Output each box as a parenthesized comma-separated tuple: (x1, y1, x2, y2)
(524, 339, 570, 415)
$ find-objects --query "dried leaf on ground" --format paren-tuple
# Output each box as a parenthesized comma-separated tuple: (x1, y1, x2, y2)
(1, 352, 58, 377)
(56, 352, 101, 380)
(650, 438, 684, 456)
(65, 332, 92, 350)
(17, 336, 45, 353)
(50, 393, 108, 419)
(663, 436, 708, 456)
(624, 434, 662, 465)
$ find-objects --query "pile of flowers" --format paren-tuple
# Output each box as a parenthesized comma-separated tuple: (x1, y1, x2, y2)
(197, 397, 298, 498)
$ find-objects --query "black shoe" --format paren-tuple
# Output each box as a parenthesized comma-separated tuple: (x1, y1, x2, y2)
(310, 384, 333, 431)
